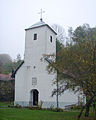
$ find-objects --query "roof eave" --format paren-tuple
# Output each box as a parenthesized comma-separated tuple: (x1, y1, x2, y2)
(25, 24, 57, 35)
(11, 61, 24, 78)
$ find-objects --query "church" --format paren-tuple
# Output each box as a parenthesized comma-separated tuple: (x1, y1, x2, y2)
(12, 16, 80, 108)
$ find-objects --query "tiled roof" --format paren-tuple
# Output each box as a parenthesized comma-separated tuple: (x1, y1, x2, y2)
(0, 73, 12, 80)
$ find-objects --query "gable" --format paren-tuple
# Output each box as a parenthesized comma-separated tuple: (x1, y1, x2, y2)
(25, 21, 57, 35)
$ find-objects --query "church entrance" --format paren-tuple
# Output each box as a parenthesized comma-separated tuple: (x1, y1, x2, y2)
(33, 89, 38, 105)
(30, 89, 39, 106)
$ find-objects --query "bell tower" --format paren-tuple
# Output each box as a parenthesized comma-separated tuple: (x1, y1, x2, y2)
(14, 17, 58, 107)
(24, 20, 57, 66)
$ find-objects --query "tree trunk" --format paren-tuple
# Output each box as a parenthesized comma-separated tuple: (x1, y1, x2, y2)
(78, 105, 85, 120)
(78, 94, 96, 120)
(85, 105, 90, 117)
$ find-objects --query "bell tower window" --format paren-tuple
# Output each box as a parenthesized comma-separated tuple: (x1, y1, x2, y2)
(50, 36, 52, 42)
(34, 34, 37, 40)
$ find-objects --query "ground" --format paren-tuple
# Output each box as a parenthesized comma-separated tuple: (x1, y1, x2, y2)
(0, 102, 96, 120)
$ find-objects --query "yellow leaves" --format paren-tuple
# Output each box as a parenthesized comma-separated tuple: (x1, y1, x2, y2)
(82, 59, 85, 63)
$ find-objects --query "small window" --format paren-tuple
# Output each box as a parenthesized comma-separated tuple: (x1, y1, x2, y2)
(50, 36, 52, 42)
(34, 34, 37, 40)
(32, 77, 37, 85)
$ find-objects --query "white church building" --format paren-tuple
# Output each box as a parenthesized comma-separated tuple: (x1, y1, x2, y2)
(12, 18, 80, 108)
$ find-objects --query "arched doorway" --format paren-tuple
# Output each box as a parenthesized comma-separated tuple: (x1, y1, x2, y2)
(30, 89, 39, 106)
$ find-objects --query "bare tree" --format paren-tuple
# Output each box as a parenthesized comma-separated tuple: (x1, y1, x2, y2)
(51, 24, 66, 44)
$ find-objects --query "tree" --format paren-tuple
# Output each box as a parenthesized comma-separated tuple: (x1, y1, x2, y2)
(47, 24, 96, 118)
(0, 54, 22, 74)
(51, 24, 66, 44)
(72, 24, 90, 43)
(0, 54, 13, 74)
(0, 60, 3, 73)
(16, 54, 21, 62)
(56, 39, 63, 53)
(0, 54, 12, 64)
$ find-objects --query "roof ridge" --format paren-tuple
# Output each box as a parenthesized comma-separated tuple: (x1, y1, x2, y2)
(25, 20, 57, 35)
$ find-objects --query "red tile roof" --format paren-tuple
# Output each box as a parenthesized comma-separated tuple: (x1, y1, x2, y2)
(0, 73, 12, 80)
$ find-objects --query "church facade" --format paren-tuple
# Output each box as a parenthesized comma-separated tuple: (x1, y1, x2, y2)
(13, 19, 79, 108)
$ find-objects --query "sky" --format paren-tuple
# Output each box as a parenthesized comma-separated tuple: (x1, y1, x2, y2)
(0, 0, 96, 60)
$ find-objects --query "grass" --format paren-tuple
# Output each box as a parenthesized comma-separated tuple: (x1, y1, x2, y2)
(0, 102, 13, 107)
(0, 102, 96, 120)
(0, 108, 79, 120)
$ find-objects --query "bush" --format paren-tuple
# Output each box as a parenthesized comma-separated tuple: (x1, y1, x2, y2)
(53, 108, 63, 112)
(50, 104, 54, 110)
(15, 104, 22, 108)
(28, 106, 41, 110)
(70, 105, 83, 110)
(38, 101, 43, 109)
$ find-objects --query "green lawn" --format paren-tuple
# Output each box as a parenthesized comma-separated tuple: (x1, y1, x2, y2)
(0, 102, 95, 120)
(0, 108, 79, 120)
(0, 102, 13, 107)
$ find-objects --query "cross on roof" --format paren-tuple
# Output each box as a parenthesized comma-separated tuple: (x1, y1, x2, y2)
(38, 9, 45, 21)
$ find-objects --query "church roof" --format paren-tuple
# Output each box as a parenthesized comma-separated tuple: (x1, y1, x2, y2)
(11, 61, 24, 78)
(0, 73, 12, 81)
(25, 20, 57, 35)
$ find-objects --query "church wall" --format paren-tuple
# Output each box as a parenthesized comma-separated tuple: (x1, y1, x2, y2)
(25, 60, 57, 101)
(15, 25, 57, 107)
(24, 26, 47, 66)
(14, 23, 79, 108)
(45, 26, 56, 55)
(15, 64, 27, 101)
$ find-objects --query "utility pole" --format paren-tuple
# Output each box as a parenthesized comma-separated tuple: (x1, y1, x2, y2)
(57, 70, 59, 108)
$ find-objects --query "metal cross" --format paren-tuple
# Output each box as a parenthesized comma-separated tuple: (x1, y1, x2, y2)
(38, 9, 45, 21)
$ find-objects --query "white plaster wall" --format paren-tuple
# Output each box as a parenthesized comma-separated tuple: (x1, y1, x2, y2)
(24, 25, 57, 102)
(24, 26, 56, 65)
(15, 24, 78, 107)
(15, 63, 27, 101)
(15, 25, 56, 104)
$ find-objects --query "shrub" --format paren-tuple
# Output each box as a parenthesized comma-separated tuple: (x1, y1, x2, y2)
(70, 105, 83, 110)
(53, 107, 63, 112)
(15, 104, 22, 108)
(50, 104, 54, 110)
(38, 101, 43, 109)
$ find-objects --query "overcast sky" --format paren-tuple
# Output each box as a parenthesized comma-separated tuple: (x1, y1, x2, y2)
(0, 0, 96, 60)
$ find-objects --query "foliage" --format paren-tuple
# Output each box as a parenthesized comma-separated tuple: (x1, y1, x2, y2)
(56, 39, 63, 53)
(52, 107, 64, 112)
(0, 54, 12, 74)
(47, 24, 96, 118)
(0, 54, 22, 102)
(28, 106, 41, 110)
(0, 54, 22, 74)
(51, 24, 66, 44)
(0, 54, 12, 64)
(38, 100, 43, 109)
(72, 24, 90, 43)
(70, 105, 83, 110)
(49, 104, 54, 110)
(15, 104, 22, 108)
(0, 80, 14, 101)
